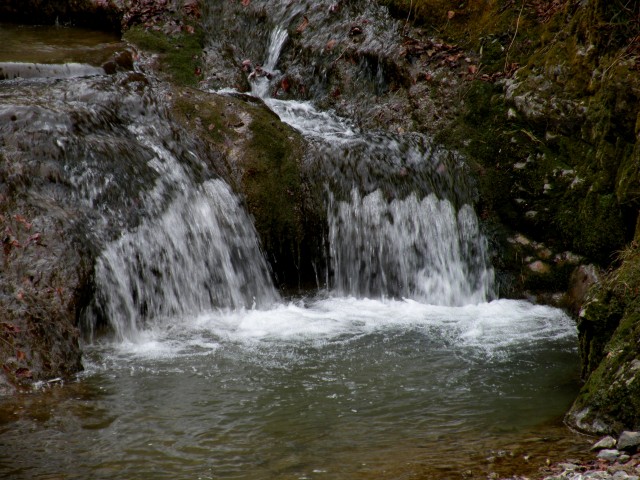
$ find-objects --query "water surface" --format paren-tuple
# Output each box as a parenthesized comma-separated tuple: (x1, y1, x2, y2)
(0, 297, 587, 480)
(0, 23, 122, 65)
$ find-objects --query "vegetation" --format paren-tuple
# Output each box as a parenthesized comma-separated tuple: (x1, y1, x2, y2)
(568, 242, 640, 432)
(124, 25, 204, 86)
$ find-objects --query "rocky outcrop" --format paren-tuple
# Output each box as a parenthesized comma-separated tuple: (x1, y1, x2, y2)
(566, 241, 640, 434)
(168, 88, 326, 290)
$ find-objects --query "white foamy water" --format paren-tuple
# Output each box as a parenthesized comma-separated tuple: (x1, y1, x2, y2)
(91, 179, 278, 341)
(95, 297, 575, 364)
(329, 190, 493, 304)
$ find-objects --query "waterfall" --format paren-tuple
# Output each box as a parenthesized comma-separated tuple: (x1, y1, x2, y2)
(91, 179, 278, 340)
(76, 80, 279, 341)
(329, 190, 492, 304)
(242, 21, 495, 305)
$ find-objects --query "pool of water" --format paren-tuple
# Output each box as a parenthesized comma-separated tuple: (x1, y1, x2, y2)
(0, 297, 589, 479)
(0, 23, 122, 65)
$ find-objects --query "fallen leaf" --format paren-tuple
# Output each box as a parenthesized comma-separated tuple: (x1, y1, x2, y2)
(241, 0, 250, 6)
(15, 367, 32, 378)
(16, 350, 25, 361)
(326, 39, 337, 50)
(447, 10, 455, 20)
(14, 214, 32, 230)
(296, 15, 309, 33)
(468, 65, 478, 74)
(1, 322, 20, 334)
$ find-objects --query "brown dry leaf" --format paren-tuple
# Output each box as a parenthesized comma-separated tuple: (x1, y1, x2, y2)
(16, 350, 25, 361)
(15, 367, 32, 378)
(1, 322, 20, 335)
(447, 10, 456, 20)
(326, 39, 337, 50)
(241, 0, 250, 6)
(14, 214, 32, 230)
(296, 15, 309, 33)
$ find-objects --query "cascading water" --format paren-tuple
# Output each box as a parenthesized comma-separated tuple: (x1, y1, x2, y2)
(328, 190, 491, 304)
(20, 70, 280, 341)
(92, 179, 279, 340)
(84, 100, 278, 340)
(1, 15, 583, 480)
(242, 13, 494, 304)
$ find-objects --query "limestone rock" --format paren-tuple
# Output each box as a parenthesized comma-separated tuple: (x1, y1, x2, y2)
(597, 449, 620, 462)
(591, 436, 617, 451)
(618, 431, 640, 452)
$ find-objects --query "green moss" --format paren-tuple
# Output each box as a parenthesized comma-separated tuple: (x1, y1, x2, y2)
(172, 95, 229, 145)
(572, 306, 640, 432)
(123, 25, 204, 86)
(244, 107, 305, 265)
(170, 88, 312, 287)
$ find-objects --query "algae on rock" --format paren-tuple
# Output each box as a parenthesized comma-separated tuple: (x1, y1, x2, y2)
(567, 243, 640, 434)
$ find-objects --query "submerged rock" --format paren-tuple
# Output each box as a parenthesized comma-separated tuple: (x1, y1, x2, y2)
(0, 62, 105, 80)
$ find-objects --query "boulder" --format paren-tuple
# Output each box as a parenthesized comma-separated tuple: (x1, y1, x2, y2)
(597, 449, 620, 462)
(618, 431, 640, 452)
(591, 436, 617, 451)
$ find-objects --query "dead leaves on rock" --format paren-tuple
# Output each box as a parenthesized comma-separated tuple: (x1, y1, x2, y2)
(1, 323, 20, 336)
(122, 0, 200, 31)
(401, 35, 520, 83)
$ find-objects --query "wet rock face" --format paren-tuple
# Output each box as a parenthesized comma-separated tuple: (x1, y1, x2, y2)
(169, 89, 326, 292)
(0, 69, 222, 391)
(566, 244, 640, 434)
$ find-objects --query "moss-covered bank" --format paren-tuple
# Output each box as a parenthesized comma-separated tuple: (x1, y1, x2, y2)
(567, 241, 640, 433)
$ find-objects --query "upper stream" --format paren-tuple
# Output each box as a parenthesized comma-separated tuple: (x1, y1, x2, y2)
(0, 12, 588, 480)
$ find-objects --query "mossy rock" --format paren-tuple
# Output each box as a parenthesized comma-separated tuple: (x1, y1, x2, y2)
(124, 25, 204, 86)
(170, 88, 325, 291)
(568, 244, 640, 433)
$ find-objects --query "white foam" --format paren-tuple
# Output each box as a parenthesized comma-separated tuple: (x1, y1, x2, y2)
(100, 298, 576, 363)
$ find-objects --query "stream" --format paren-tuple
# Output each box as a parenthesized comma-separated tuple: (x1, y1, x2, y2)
(0, 15, 590, 480)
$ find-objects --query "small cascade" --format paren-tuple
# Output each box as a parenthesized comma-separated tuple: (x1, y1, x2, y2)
(17, 75, 283, 341)
(92, 179, 278, 340)
(239, 19, 495, 305)
(328, 190, 492, 304)
(82, 94, 279, 340)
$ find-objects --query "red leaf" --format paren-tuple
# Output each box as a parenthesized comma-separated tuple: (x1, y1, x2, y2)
(241, 0, 250, 6)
